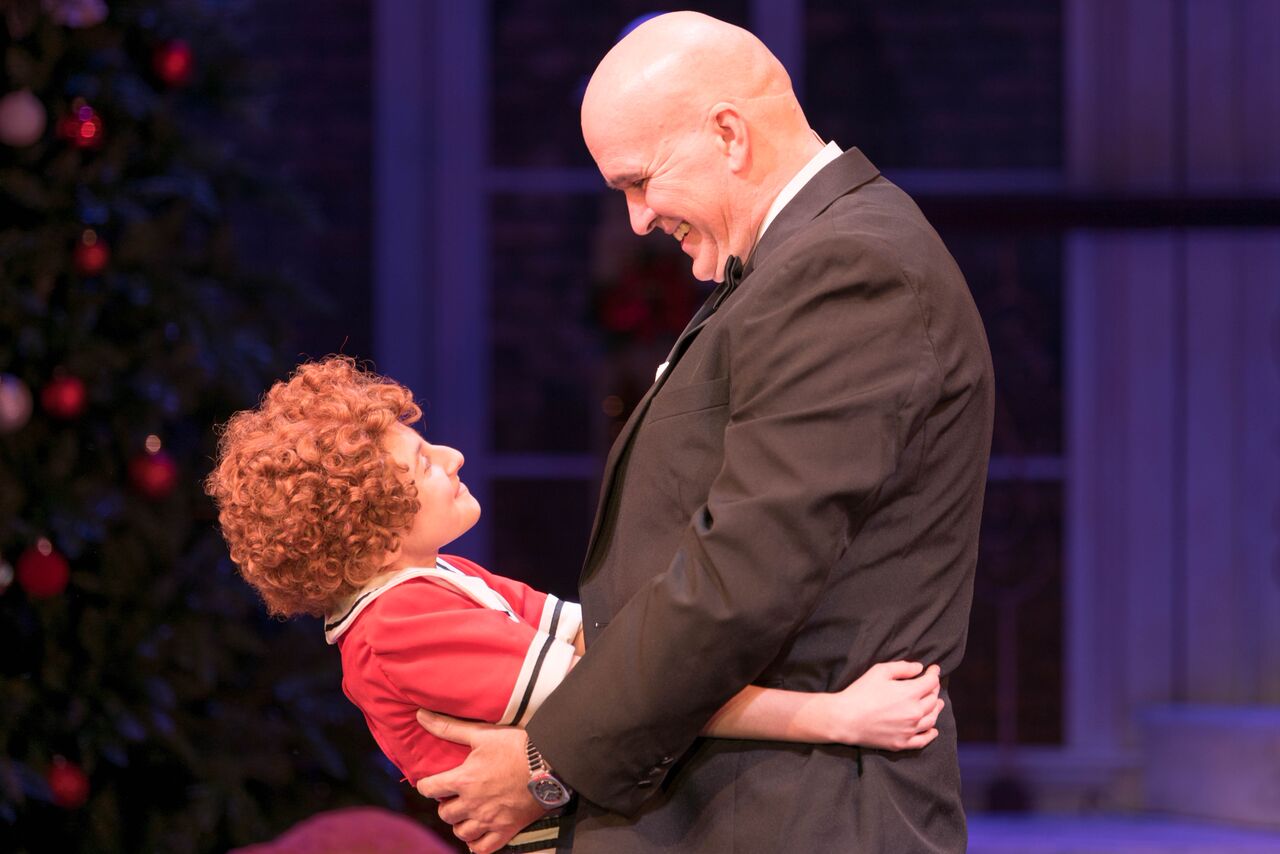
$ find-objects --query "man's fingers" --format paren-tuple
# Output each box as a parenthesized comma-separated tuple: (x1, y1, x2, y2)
(416, 709, 480, 746)
(437, 795, 476, 825)
(470, 831, 509, 854)
(453, 819, 485, 843)
(416, 771, 460, 801)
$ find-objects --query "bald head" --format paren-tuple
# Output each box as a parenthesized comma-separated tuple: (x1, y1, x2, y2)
(581, 12, 824, 281)
(583, 13, 795, 137)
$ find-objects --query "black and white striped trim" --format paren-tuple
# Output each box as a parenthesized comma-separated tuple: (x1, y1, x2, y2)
(495, 595, 581, 727)
(538, 592, 582, 646)
(502, 815, 561, 853)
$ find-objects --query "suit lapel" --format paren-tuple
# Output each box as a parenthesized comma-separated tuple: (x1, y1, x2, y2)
(744, 147, 881, 278)
(581, 291, 721, 574)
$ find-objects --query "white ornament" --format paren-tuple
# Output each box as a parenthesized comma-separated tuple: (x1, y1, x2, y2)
(0, 90, 47, 148)
(0, 374, 34, 433)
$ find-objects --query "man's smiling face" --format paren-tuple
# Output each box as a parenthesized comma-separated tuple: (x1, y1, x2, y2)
(586, 106, 738, 283)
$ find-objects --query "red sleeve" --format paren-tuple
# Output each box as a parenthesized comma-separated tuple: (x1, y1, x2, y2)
(439, 554, 582, 647)
(365, 578, 578, 726)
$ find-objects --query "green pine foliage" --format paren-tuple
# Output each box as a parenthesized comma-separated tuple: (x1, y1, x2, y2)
(0, 2, 401, 850)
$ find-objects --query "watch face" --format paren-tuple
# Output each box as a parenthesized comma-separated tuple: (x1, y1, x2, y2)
(528, 774, 571, 808)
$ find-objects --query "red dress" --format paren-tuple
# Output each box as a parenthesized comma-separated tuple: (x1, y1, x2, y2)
(325, 554, 582, 784)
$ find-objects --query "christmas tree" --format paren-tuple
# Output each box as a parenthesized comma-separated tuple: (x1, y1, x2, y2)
(0, 2, 402, 850)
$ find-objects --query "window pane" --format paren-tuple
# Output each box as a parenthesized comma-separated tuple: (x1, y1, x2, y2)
(944, 231, 1063, 457)
(491, 1, 750, 168)
(491, 478, 595, 602)
(490, 193, 603, 453)
(805, 0, 1063, 169)
(952, 480, 1063, 744)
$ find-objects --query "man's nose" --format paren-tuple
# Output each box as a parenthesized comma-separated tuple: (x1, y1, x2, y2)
(627, 197, 656, 236)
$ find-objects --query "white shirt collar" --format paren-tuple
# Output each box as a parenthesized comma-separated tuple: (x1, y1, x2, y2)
(754, 141, 843, 249)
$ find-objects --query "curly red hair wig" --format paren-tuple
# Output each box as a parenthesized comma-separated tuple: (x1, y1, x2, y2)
(206, 356, 422, 617)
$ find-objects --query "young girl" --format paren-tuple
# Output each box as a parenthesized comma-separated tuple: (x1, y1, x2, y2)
(205, 357, 943, 853)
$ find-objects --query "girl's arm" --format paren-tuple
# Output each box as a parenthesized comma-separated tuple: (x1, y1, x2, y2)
(568, 629, 940, 751)
(702, 661, 943, 751)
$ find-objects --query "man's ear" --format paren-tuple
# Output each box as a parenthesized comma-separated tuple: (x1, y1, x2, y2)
(709, 102, 750, 173)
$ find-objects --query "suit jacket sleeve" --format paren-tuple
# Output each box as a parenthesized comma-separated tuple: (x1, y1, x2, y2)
(525, 232, 944, 814)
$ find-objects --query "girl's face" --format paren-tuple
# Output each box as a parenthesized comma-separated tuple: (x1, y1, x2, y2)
(383, 422, 480, 567)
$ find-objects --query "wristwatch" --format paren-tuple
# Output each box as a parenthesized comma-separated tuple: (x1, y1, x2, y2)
(525, 737, 573, 809)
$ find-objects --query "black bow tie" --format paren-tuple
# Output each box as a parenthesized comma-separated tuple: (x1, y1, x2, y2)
(712, 255, 745, 310)
(672, 255, 746, 344)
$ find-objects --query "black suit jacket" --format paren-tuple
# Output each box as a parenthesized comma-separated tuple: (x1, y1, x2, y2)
(527, 149, 994, 853)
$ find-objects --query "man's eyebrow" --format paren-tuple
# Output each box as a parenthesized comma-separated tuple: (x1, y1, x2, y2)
(605, 173, 644, 190)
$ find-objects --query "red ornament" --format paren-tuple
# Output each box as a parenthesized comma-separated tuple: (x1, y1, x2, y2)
(598, 273, 651, 335)
(72, 229, 110, 276)
(153, 40, 194, 87)
(47, 757, 90, 809)
(56, 98, 103, 149)
(598, 255, 697, 341)
(41, 374, 87, 419)
(129, 447, 178, 499)
(16, 539, 70, 599)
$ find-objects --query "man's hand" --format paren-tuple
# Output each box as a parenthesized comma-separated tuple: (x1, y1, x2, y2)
(414, 710, 547, 854)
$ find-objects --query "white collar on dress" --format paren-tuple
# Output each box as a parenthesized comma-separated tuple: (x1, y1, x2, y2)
(323, 556, 517, 645)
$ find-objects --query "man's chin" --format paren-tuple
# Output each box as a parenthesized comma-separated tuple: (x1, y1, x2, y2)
(689, 254, 720, 283)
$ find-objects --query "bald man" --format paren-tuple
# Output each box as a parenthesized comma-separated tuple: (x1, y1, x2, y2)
(417, 12, 993, 853)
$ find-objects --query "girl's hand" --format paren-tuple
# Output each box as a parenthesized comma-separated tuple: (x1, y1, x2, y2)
(816, 661, 943, 751)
